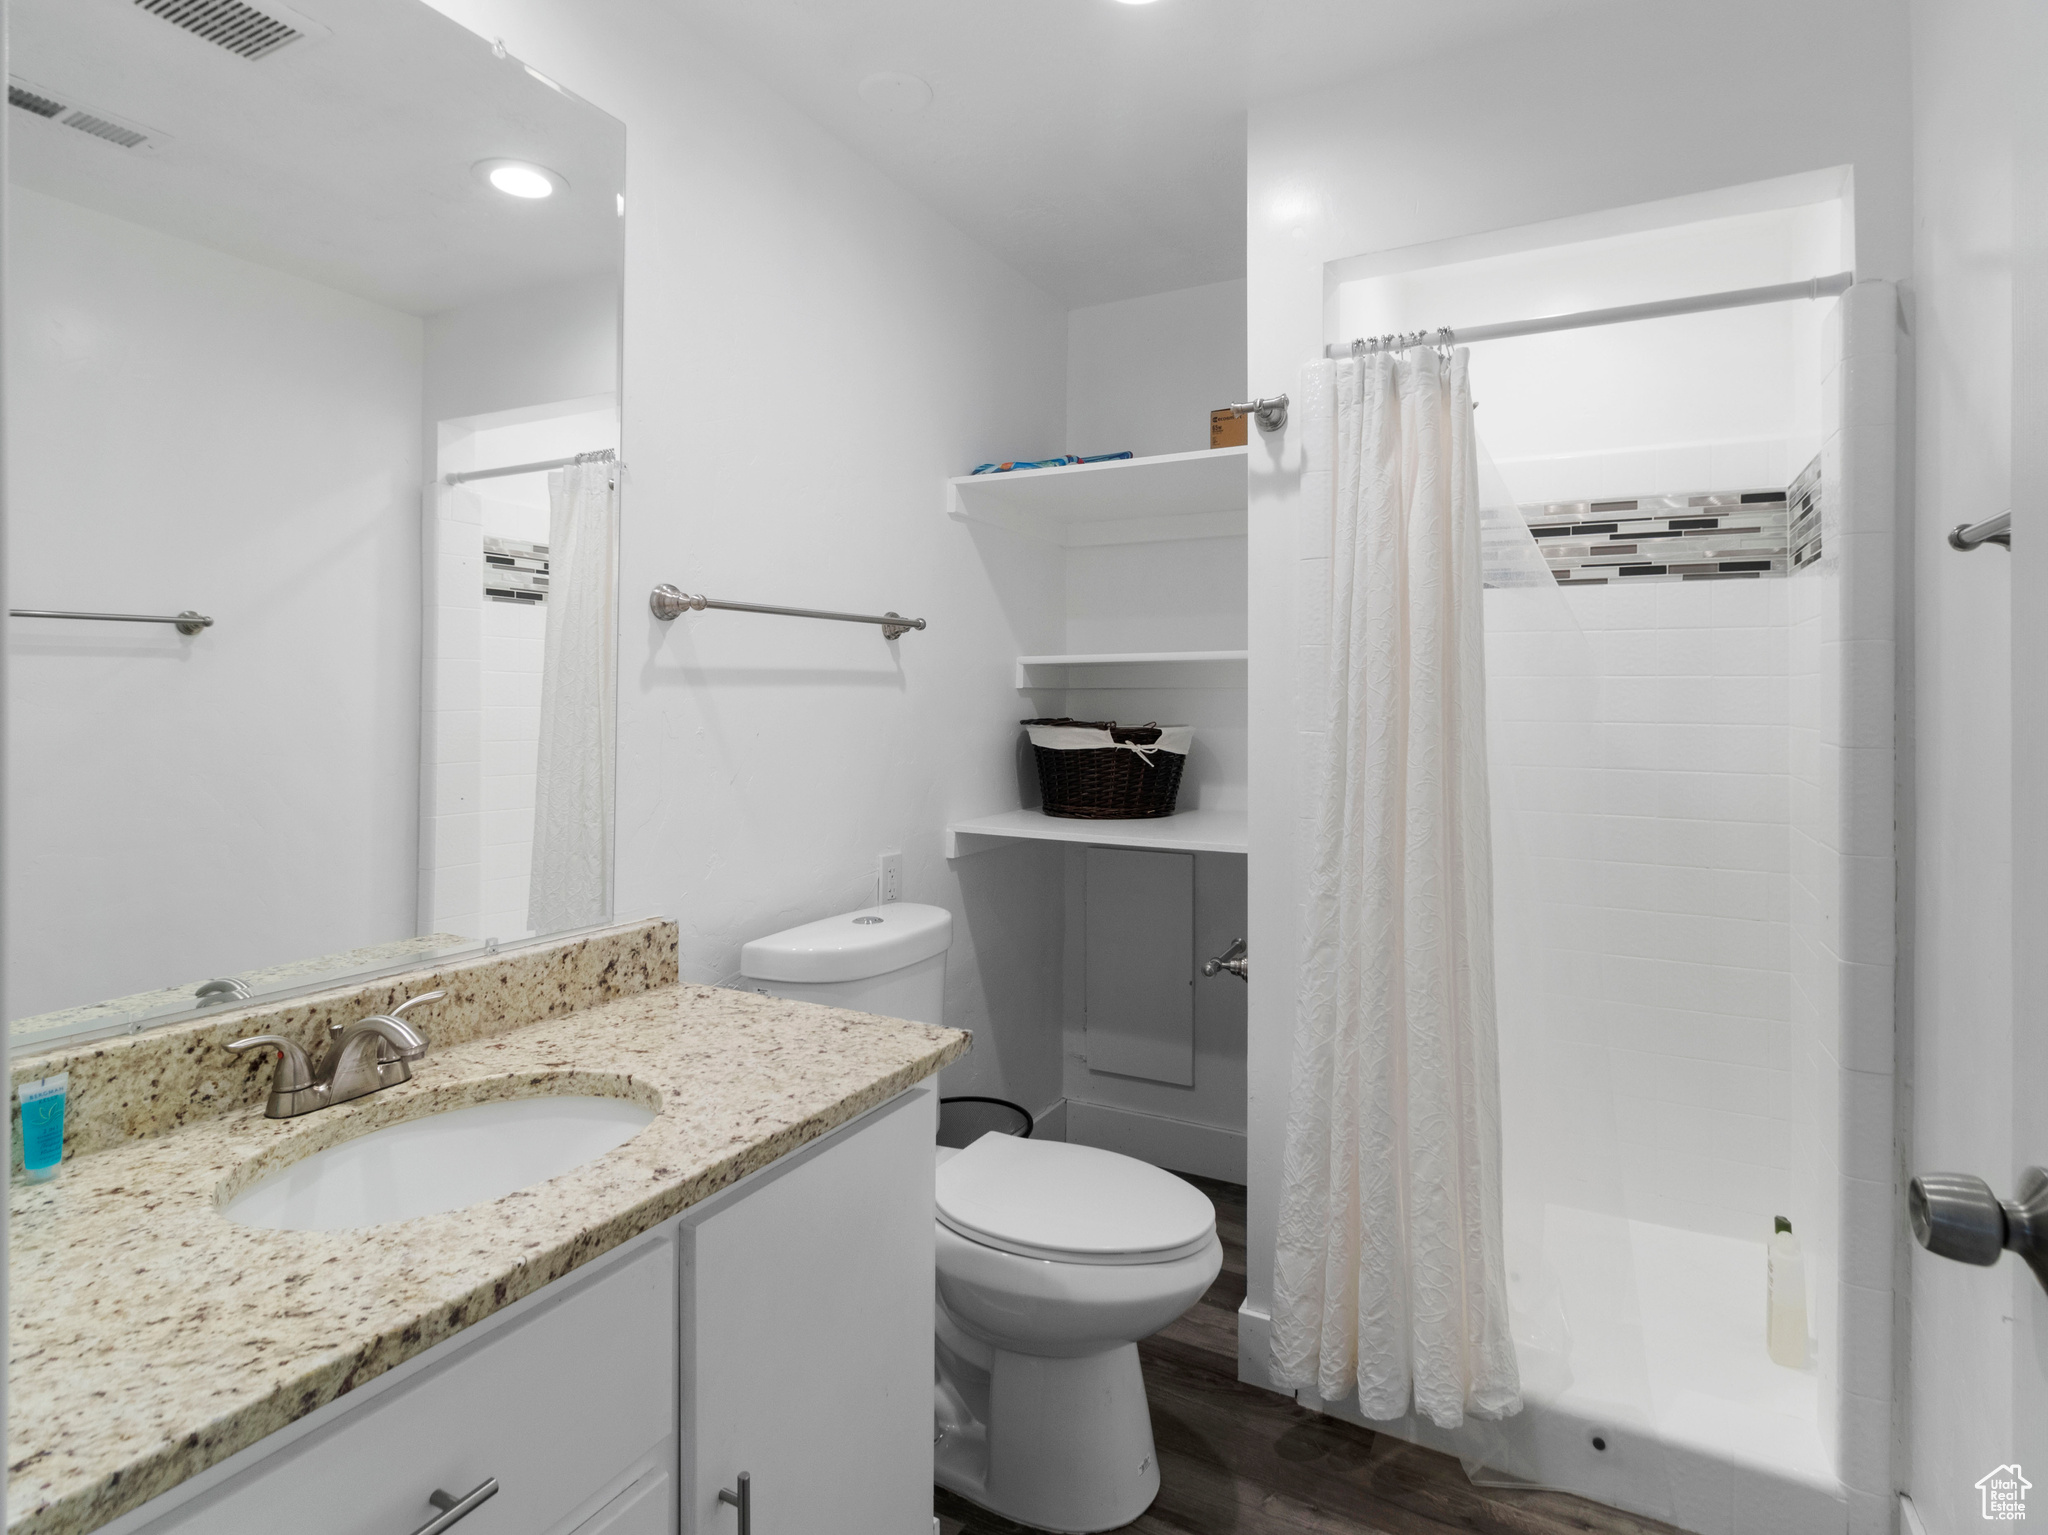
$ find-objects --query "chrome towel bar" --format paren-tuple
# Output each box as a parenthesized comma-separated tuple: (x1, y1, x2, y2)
(1950, 510, 2011, 551)
(10, 608, 213, 634)
(649, 583, 926, 640)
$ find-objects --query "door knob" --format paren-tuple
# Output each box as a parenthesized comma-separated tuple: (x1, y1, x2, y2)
(1909, 1166, 2048, 1291)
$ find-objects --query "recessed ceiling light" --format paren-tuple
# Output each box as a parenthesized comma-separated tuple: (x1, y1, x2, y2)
(1112, 0, 1163, 6)
(858, 72, 933, 114)
(474, 158, 566, 200)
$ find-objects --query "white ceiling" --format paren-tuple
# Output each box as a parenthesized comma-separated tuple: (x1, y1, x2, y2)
(668, 0, 1616, 308)
(8, 0, 625, 316)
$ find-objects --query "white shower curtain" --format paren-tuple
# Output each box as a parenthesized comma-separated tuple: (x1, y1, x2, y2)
(1271, 348, 1520, 1429)
(527, 459, 617, 934)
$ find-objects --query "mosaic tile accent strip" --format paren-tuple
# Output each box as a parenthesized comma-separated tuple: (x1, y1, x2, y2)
(1521, 456, 1822, 585)
(483, 534, 549, 605)
(1789, 453, 1822, 569)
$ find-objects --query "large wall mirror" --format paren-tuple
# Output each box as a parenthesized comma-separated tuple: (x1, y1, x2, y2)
(6, 0, 626, 1052)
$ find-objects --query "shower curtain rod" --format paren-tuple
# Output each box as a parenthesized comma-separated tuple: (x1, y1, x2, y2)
(1326, 271, 1856, 358)
(443, 448, 617, 486)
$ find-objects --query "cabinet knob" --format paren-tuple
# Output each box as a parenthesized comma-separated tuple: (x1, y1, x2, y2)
(720, 1471, 752, 1535)
(407, 1479, 498, 1535)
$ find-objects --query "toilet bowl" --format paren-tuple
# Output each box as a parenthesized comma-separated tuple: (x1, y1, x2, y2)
(741, 904, 1218, 1532)
(933, 1135, 1221, 1533)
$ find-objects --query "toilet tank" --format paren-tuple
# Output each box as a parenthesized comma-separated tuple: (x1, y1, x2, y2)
(740, 903, 952, 1026)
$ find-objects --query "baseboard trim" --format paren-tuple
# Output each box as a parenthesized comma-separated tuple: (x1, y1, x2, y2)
(1029, 1097, 1069, 1142)
(1063, 1099, 1247, 1181)
(1235, 1300, 1291, 1396)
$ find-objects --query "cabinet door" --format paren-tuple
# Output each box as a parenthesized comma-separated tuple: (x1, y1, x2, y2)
(144, 1236, 676, 1535)
(572, 1472, 672, 1535)
(682, 1086, 935, 1535)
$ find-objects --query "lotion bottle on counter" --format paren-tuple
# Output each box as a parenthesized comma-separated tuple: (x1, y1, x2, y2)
(1767, 1215, 1809, 1368)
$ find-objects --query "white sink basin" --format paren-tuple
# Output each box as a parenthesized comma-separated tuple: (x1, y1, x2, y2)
(221, 1095, 658, 1232)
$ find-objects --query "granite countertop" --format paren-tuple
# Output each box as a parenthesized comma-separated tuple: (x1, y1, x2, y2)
(8, 983, 970, 1535)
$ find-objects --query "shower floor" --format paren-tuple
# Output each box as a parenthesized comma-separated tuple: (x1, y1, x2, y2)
(1354, 1204, 1846, 1534)
(1488, 1205, 1845, 1534)
(1534, 1208, 1830, 1472)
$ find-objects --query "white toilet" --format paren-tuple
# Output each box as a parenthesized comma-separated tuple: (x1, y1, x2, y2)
(933, 1136, 1220, 1532)
(742, 904, 1223, 1535)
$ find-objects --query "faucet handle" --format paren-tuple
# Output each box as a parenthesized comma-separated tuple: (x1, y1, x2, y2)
(227, 1035, 315, 1092)
(389, 989, 445, 1021)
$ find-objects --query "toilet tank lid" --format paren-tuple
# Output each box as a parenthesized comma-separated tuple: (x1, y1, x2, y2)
(739, 903, 952, 983)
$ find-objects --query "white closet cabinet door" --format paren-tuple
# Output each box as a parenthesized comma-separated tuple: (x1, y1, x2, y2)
(682, 1087, 935, 1535)
(572, 1472, 672, 1535)
(143, 1237, 675, 1535)
(1084, 846, 1196, 1085)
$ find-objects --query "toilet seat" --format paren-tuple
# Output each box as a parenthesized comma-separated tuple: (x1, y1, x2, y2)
(936, 1135, 1216, 1266)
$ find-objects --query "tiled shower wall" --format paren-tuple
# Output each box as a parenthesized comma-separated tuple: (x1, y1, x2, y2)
(480, 596, 545, 942)
(1490, 569, 1796, 1240)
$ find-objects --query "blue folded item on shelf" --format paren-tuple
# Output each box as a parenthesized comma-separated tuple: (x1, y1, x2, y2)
(970, 451, 1134, 475)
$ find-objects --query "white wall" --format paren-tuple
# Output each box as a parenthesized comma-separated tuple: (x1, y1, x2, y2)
(1065, 278, 1246, 459)
(1246, 5, 1912, 1528)
(1903, 3, 2018, 1530)
(420, 0, 1073, 1119)
(1337, 202, 1839, 495)
(425, 272, 620, 440)
(4, 187, 422, 1019)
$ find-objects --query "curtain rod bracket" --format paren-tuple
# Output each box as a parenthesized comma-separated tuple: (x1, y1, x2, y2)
(1229, 395, 1288, 433)
(1950, 511, 2011, 551)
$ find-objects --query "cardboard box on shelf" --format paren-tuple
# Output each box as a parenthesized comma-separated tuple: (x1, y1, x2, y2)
(1210, 408, 1247, 449)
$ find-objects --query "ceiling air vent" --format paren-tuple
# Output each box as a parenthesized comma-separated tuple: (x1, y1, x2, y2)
(7, 84, 65, 119)
(133, 0, 304, 60)
(62, 112, 150, 150)
(8, 79, 164, 151)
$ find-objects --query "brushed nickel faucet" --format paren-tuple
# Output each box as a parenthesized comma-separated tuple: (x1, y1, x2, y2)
(227, 991, 444, 1119)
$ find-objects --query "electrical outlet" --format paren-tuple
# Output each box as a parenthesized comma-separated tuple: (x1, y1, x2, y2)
(878, 849, 904, 904)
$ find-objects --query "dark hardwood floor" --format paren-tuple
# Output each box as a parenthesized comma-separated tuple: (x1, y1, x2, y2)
(936, 1176, 1684, 1535)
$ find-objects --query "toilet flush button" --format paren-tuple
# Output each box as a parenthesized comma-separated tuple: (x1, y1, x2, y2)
(854, 916, 883, 925)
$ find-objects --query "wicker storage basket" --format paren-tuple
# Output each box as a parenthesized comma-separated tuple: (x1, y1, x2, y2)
(1022, 717, 1194, 819)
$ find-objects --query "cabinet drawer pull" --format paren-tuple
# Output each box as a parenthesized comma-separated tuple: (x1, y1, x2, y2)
(719, 1471, 751, 1535)
(409, 1479, 499, 1535)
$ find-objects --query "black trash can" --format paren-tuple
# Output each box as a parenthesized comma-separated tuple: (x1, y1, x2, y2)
(938, 1096, 1034, 1149)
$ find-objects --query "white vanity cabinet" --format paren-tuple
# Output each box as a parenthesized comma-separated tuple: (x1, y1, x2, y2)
(112, 1085, 936, 1535)
(680, 1079, 936, 1535)
(133, 1232, 677, 1535)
